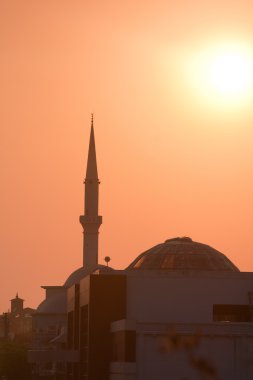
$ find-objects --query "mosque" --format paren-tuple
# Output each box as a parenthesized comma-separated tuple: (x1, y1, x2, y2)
(29, 118, 253, 380)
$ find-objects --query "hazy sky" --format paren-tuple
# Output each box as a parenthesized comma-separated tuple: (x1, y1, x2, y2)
(1, 0, 253, 312)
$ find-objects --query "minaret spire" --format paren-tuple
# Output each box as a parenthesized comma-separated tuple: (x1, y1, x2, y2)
(86, 114, 98, 180)
(79, 115, 102, 268)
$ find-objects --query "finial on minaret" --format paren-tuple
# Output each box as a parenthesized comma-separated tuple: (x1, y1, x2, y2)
(79, 117, 102, 268)
(85, 114, 98, 181)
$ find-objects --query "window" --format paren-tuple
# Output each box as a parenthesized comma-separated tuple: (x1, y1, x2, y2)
(213, 304, 251, 322)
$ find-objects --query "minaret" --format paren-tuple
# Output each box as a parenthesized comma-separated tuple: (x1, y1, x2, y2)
(79, 115, 102, 268)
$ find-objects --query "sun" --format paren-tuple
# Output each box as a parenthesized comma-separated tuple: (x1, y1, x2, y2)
(210, 52, 252, 96)
(188, 42, 253, 106)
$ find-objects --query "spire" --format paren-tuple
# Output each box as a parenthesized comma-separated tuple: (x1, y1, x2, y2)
(85, 114, 98, 180)
(79, 115, 102, 268)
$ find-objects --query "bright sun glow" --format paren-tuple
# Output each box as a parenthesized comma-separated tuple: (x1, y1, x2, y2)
(210, 53, 252, 95)
(188, 42, 253, 107)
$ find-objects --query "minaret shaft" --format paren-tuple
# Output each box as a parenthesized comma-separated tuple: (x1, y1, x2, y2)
(79, 118, 102, 268)
(85, 181, 99, 216)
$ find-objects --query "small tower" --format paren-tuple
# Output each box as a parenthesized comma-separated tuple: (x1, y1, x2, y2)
(10, 293, 24, 316)
(79, 115, 102, 268)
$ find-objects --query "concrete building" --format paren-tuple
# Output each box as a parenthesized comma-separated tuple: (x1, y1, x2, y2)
(0, 293, 35, 344)
(67, 238, 253, 380)
(30, 117, 253, 379)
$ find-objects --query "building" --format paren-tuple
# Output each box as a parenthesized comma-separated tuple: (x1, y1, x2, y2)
(67, 239, 253, 380)
(0, 293, 35, 344)
(30, 117, 253, 380)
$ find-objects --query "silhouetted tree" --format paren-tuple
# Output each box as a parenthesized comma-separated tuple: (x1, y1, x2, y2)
(160, 328, 218, 379)
(0, 342, 31, 380)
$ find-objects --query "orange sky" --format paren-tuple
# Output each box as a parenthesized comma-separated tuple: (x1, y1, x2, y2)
(1, 0, 253, 312)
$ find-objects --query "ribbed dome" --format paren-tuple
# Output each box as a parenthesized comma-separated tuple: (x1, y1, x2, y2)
(127, 237, 239, 272)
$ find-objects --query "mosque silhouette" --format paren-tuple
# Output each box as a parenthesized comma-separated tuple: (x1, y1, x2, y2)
(29, 116, 253, 380)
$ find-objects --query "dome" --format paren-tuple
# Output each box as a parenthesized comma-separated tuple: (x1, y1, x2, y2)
(127, 237, 239, 272)
(64, 264, 114, 288)
(36, 292, 67, 314)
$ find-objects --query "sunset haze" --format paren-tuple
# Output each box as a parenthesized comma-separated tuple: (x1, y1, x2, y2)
(1, 0, 253, 312)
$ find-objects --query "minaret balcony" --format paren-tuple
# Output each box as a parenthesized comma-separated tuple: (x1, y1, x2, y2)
(79, 215, 102, 226)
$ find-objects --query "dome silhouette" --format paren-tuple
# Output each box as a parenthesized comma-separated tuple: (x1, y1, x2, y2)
(36, 292, 67, 314)
(127, 237, 239, 272)
(64, 264, 114, 288)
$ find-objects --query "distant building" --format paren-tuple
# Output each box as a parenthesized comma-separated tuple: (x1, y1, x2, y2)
(0, 293, 35, 344)
(29, 117, 253, 380)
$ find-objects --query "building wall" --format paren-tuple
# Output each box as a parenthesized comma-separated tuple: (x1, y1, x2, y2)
(32, 313, 67, 348)
(64, 271, 253, 380)
(125, 271, 253, 323)
(110, 271, 253, 380)
(135, 323, 253, 380)
(29, 287, 68, 379)
(67, 274, 127, 380)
